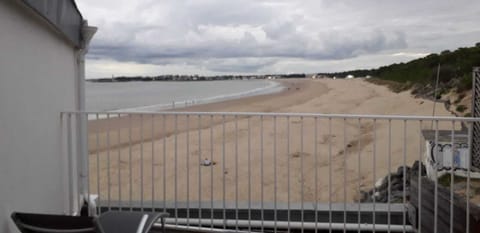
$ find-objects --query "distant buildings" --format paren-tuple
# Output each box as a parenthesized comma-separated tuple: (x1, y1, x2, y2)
(88, 74, 309, 82)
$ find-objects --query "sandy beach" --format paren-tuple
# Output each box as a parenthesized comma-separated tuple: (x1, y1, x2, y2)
(88, 78, 457, 204)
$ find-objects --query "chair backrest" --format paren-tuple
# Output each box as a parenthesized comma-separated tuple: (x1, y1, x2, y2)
(11, 212, 96, 233)
(94, 211, 168, 233)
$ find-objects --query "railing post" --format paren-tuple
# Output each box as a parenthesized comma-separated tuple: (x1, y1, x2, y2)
(60, 112, 71, 215)
(67, 113, 78, 215)
(471, 67, 480, 170)
(76, 112, 90, 215)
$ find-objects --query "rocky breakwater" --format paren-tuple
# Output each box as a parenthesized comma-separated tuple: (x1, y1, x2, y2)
(359, 161, 426, 203)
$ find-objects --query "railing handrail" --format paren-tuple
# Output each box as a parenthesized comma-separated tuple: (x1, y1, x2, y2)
(62, 110, 480, 122)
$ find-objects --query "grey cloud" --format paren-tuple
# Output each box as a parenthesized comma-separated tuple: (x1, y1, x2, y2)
(263, 21, 297, 39)
(183, 1, 274, 26)
(203, 58, 278, 73)
(89, 27, 406, 63)
(78, 0, 480, 74)
(316, 30, 407, 59)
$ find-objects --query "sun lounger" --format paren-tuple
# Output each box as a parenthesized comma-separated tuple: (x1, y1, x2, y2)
(12, 211, 169, 233)
(11, 212, 95, 233)
(94, 211, 169, 233)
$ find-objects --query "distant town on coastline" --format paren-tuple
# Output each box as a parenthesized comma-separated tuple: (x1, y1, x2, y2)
(89, 43, 480, 89)
(88, 73, 307, 82)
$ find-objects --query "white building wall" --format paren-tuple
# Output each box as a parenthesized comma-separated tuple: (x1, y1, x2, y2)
(0, 1, 80, 232)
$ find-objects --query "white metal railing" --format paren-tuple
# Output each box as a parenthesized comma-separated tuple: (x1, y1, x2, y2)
(61, 111, 480, 232)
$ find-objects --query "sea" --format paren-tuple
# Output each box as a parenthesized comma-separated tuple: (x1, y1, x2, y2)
(85, 79, 283, 112)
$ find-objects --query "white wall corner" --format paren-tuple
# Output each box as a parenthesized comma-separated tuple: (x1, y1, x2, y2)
(74, 20, 97, 216)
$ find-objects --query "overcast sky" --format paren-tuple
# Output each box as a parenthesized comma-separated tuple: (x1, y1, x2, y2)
(77, 0, 480, 78)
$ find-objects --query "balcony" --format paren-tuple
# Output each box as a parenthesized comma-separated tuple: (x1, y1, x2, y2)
(61, 111, 480, 232)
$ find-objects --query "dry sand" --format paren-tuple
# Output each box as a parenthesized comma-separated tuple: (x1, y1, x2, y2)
(88, 79, 458, 204)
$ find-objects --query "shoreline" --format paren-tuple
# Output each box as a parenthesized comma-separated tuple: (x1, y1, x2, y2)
(87, 80, 284, 115)
(88, 78, 457, 203)
(87, 79, 322, 153)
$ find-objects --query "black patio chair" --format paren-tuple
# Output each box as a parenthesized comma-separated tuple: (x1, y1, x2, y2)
(94, 211, 169, 233)
(12, 211, 169, 233)
(11, 212, 96, 233)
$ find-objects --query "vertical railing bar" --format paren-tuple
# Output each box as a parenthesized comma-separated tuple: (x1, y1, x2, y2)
(247, 117, 251, 232)
(301, 116, 305, 233)
(235, 115, 239, 231)
(449, 120, 455, 233)
(67, 114, 73, 214)
(186, 115, 190, 227)
(162, 115, 167, 214)
(210, 115, 214, 230)
(174, 114, 178, 225)
(403, 120, 407, 233)
(287, 116, 291, 232)
(128, 115, 132, 212)
(418, 120, 423, 233)
(117, 114, 122, 211)
(358, 118, 362, 233)
(328, 117, 332, 233)
(222, 115, 226, 229)
(73, 113, 79, 214)
(373, 119, 377, 232)
(198, 115, 202, 222)
(260, 115, 264, 232)
(388, 119, 392, 233)
(140, 114, 144, 212)
(62, 113, 67, 212)
(85, 113, 91, 216)
(75, 113, 80, 214)
(61, 113, 65, 207)
(108, 114, 121, 209)
(466, 122, 472, 233)
(96, 113, 101, 215)
(61, 113, 65, 212)
(107, 113, 111, 211)
(343, 118, 347, 233)
(314, 117, 318, 233)
(274, 116, 278, 233)
(151, 114, 155, 212)
(434, 120, 439, 233)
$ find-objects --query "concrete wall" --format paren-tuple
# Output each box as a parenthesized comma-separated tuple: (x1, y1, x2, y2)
(0, 1, 80, 232)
